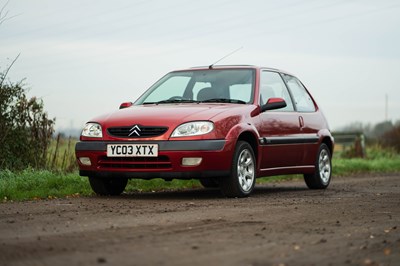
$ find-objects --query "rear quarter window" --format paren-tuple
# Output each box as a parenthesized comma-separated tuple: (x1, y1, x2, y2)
(282, 74, 316, 112)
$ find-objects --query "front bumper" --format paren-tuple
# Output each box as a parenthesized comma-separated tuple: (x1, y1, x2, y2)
(75, 140, 234, 179)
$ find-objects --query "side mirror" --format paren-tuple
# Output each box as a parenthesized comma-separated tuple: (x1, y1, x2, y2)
(261, 97, 287, 112)
(119, 102, 133, 109)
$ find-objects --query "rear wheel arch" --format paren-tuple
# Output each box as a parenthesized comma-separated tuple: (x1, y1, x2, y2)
(321, 136, 334, 155)
(304, 143, 332, 189)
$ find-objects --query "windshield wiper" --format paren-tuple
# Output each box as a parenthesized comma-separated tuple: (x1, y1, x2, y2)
(201, 98, 247, 104)
(143, 98, 247, 105)
(143, 99, 200, 105)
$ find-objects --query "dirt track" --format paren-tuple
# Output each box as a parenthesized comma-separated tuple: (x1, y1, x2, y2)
(1, 175, 399, 266)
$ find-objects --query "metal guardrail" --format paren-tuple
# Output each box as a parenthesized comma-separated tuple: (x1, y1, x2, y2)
(332, 132, 366, 158)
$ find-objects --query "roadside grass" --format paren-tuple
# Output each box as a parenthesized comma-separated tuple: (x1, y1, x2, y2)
(0, 169, 201, 201)
(126, 179, 200, 192)
(1, 145, 400, 202)
(333, 144, 400, 176)
(333, 157, 400, 176)
(0, 169, 92, 201)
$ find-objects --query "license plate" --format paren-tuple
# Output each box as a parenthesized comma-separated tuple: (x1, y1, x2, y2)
(107, 144, 158, 157)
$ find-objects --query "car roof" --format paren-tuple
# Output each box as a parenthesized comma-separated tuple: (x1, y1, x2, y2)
(172, 65, 294, 76)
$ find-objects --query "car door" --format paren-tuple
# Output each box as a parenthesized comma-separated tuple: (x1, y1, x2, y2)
(258, 70, 303, 170)
(281, 74, 320, 166)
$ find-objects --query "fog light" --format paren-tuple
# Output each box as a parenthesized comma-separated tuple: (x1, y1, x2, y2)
(79, 157, 91, 166)
(182, 157, 202, 166)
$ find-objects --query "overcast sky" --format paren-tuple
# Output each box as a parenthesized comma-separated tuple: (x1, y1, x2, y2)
(1, 0, 400, 131)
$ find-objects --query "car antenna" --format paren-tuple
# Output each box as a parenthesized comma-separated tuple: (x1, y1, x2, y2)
(208, 47, 243, 69)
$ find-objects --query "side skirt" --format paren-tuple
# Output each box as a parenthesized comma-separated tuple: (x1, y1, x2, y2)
(258, 165, 315, 177)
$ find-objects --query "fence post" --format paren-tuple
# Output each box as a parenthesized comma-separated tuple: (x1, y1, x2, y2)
(354, 134, 366, 158)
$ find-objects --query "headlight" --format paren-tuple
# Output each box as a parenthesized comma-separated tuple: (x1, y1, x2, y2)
(81, 123, 103, 138)
(171, 121, 214, 137)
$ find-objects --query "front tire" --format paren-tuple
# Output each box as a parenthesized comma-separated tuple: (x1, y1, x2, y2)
(199, 178, 219, 188)
(220, 141, 256, 198)
(304, 143, 332, 189)
(88, 176, 128, 196)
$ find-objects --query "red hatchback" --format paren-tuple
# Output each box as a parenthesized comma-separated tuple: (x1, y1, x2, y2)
(75, 65, 334, 197)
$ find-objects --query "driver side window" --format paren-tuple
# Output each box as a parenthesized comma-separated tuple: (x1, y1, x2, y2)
(193, 82, 211, 100)
(260, 71, 294, 112)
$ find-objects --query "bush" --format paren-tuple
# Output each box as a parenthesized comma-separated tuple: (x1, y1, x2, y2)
(0, 75, 55, 170)
(380, 125, 400, 153)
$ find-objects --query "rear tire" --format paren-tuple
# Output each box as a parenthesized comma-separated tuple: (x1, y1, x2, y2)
(88, 176, 128, 196)
(220, 141, 256, 198)
(199, 178, 219, 188)
(304, 143, 332, 189)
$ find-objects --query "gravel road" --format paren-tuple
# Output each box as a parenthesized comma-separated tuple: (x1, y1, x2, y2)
(1, 175, 399, 266)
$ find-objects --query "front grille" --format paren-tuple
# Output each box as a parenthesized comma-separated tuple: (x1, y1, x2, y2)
(98, 155, 172, 170)
(107, 125, 168, 138)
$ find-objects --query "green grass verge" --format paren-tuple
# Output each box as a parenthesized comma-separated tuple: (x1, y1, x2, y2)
(0, 169, 201, 201)
(0, 169, 92, 201)
(1, 155, 400, 202)
(126, 178, 200, 193)
(333, 157, 400, 176)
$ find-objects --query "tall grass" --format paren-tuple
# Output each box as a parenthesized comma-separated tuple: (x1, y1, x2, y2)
(47, 134, 78, 172)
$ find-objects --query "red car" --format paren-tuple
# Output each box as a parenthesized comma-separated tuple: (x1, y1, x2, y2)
(75, 65, 334, 197)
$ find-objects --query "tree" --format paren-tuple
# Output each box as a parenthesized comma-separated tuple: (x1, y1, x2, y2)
(0, 76, 55, 169)
(381, 124, 400, 153)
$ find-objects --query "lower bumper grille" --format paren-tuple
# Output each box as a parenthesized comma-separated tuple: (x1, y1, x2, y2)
(98, 156, 172, 170)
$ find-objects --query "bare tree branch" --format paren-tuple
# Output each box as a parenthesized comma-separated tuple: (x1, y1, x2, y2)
(1, 1, 21, 86)
(0, 0, 18, 26)
(0, 0, 10, 25)
(0, 53, 20, 87)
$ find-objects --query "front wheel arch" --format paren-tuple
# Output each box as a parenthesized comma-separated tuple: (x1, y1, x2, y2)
(220, 140, 256, 198)
(236, 131, 259, 169)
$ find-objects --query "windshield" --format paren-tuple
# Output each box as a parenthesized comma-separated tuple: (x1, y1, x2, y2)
(135, 69, 255, 105)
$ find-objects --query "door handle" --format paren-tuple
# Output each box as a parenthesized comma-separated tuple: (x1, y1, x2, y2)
(299, 116, 305, 129)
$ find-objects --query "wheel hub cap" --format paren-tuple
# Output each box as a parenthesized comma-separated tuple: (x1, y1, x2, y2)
(319, 149, 331, 184)
(237, 149, 255, 192)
